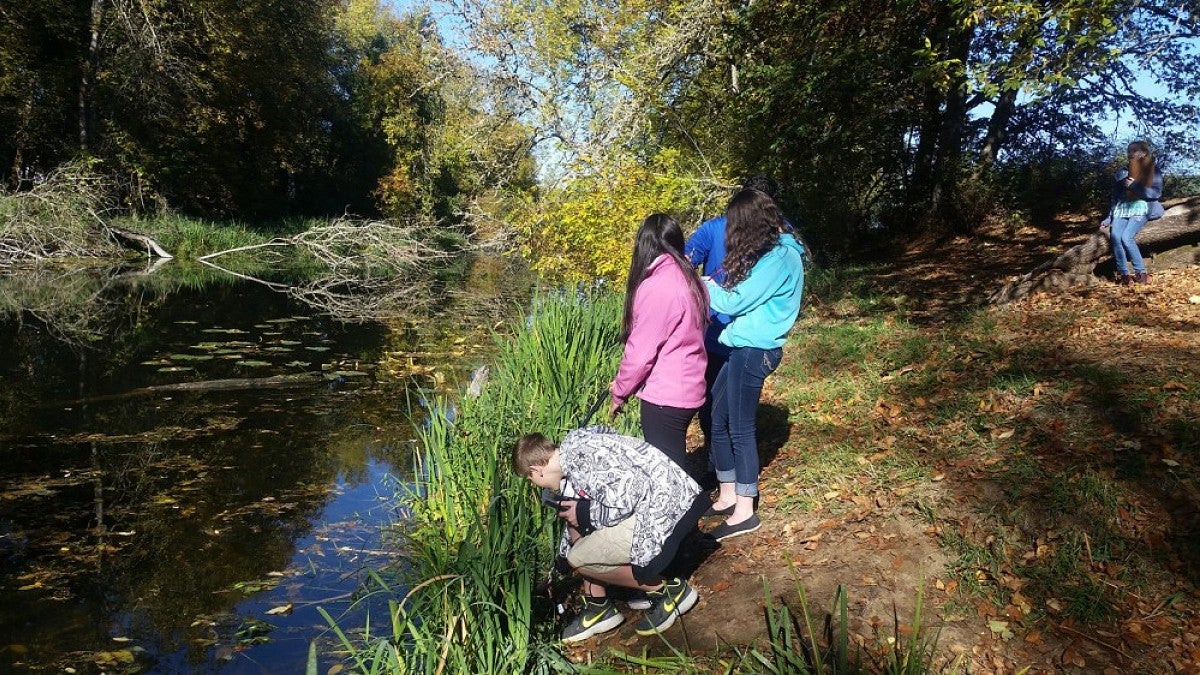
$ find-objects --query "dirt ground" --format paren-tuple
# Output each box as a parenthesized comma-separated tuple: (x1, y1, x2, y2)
(563, 211, 1200, 673)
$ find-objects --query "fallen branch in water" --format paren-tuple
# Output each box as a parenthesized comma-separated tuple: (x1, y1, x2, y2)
(105, 225, 174, 259)
(200, 216, 459, 273)
(198, 216, 462, 321)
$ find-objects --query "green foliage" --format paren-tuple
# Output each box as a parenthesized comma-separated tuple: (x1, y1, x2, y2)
(522, 149, 726, 281)
(0, 0, 534, 225)
(743, 581, 860, 675)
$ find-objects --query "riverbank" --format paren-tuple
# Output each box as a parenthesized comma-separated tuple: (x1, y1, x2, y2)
(339, 213, 1199, 673)
(576, 215, 1200, 672)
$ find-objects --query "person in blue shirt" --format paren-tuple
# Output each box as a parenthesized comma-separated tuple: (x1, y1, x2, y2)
(700, 188, 805, 541)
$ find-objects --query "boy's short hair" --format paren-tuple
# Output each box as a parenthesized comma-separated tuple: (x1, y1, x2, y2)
(513, 433, 556, 475)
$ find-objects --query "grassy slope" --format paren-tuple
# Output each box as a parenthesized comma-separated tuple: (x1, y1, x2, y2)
(733, 219, 1198, 671)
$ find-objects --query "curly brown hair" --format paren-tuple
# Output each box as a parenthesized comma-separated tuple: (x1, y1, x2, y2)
(722, 189, 784, 288)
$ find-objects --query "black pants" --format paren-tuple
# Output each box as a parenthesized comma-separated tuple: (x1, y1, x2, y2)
(697, 349, 729, 447)
(640, 399, 698, 478)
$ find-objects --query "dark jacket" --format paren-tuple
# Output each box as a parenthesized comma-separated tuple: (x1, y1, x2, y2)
(1104, 167, 1164, 223)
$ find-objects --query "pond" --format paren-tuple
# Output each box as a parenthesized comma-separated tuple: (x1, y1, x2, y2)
(0, 257, 527, 673)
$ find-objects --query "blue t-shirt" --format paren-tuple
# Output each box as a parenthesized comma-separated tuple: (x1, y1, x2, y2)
(684, 216, 733, 356)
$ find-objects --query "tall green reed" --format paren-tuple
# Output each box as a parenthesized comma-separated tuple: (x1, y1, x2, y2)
(327, 288, 627, 673)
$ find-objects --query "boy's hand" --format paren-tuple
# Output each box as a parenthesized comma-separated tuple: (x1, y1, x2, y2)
(557, 499, 579, 528)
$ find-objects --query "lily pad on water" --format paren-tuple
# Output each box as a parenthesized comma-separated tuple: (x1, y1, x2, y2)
(201, 328, 249, 335)
(285, 360, 309, 368)
(158, 366, 194, 373)
(236, 360, 272, 368)
(263, 347, 293, 353)
(141, 359, 171, 366)
(230, 578, 282, 595)
(305, 346, 331, 352)
(170, 354, 215, 362)
(278, 340, 302, 346)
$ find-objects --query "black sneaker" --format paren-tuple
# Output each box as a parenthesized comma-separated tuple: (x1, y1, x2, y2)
(634, 577, 698, 636)
(710, 513, 762, 541)
(561, 596, 624, 643)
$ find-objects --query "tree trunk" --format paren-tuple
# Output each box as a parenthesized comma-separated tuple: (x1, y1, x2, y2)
(974, 87, 1018, 180)
(80, 0, 105, 152)
(988, 197, 1200, 303)
(928, 19, 973, 230)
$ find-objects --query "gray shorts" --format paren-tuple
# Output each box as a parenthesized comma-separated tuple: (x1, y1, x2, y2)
(566, 517, 634, 574)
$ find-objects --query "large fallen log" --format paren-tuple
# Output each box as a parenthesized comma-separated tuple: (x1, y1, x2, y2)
(50, 372, 331, 407)
(989, 196, 1200, 304)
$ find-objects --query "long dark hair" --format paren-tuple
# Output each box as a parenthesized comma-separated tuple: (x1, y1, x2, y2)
(722, 189, 784, 288)
(1126, 140, 1156, 198)
(621, 213, 708, 341)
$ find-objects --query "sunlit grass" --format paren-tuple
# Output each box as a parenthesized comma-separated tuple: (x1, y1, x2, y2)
(117, 214, 272, 259)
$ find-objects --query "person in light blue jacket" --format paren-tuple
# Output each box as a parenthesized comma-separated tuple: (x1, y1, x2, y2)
(701, 188, 804, 541)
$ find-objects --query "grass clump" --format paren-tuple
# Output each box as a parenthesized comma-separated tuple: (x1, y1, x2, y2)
(118, 214, 271, 260)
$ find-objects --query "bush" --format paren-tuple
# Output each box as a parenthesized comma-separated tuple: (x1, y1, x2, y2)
(518, 149, 727, 282)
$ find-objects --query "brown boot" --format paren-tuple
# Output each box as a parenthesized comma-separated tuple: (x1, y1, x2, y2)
(1133, 271, 1150, 284)
(1116, 273, 1132, 285)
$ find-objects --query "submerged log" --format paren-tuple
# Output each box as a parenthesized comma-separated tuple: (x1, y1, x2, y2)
(989, 197, 1200, 304)
(106, 225, 173, 259)
(52, 372, 329, 407)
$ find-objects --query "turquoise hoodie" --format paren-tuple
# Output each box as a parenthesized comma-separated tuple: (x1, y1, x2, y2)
(704, 233, 804, 349)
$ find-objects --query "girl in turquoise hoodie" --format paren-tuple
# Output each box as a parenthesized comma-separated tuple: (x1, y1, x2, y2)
(702, 189, 805, 541)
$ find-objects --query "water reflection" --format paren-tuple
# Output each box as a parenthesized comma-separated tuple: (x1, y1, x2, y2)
(0, 256, 529, 672)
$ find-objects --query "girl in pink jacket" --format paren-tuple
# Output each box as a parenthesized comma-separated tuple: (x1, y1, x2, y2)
(609, 214, 709, 474)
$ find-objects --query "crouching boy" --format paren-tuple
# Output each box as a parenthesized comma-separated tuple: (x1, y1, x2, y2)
(514, 426, 711, 642)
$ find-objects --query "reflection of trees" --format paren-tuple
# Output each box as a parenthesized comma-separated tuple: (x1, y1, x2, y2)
(0, 391, 352, 665)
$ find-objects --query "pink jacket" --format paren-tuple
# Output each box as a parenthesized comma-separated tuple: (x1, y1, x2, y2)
(611, 255, 708, 409)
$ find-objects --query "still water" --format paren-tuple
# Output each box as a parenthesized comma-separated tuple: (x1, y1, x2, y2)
(0, 258, 523, 673)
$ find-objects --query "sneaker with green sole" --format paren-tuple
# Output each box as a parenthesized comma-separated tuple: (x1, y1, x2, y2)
(634, 578, 698, 636)
(561, 596, 624, 643)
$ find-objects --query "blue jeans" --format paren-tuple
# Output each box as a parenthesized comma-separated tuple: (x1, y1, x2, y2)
(709, 346, 782, 497)
(1109, 215, 1148, 275)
